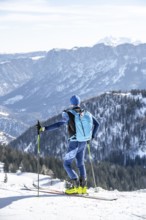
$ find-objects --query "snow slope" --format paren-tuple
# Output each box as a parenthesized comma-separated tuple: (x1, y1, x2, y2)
(0, 173, 146, 220)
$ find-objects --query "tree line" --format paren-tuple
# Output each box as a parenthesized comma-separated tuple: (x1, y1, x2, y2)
(1, 144, 146, 191)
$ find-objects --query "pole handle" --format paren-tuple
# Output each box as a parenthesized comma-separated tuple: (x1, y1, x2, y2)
(37, 120, 41, 135)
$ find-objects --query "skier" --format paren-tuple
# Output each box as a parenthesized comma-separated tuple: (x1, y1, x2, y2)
(37, 95, 99, 194)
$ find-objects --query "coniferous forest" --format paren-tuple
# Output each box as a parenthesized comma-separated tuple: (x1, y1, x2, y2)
(1, 143, 146, 191)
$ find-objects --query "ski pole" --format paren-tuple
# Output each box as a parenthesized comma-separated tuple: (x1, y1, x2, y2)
(87, 141, 98, 192)
(37, 120, 41, 197)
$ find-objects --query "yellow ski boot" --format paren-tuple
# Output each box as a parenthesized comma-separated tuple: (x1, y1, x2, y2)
(77, 178, 88, 194)
(65, 179, 79, 195)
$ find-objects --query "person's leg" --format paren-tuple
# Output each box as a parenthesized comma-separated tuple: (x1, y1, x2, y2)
(76, 142, 87, 193)
(76, 141, 87, 180)
(63, 141, 78, 180)
(63, 141, 80, 194)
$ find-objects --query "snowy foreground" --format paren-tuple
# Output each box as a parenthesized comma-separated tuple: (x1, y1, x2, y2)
(0, 172, 146, 220)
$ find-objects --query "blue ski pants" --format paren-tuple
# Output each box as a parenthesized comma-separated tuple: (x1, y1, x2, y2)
(63, 141, 87, 180)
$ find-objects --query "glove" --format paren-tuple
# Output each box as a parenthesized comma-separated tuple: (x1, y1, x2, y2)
(39, 126, 45, 132)
(36, 121, 45, 133)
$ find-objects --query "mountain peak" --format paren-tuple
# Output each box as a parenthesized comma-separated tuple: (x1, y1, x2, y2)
(97, 36, 142, 47)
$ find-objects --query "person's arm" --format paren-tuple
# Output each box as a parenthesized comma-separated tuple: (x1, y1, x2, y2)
(92, 116, 99, 139)
(44, 111, 69, 132)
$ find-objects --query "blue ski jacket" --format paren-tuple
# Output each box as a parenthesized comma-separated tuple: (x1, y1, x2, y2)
(44, 110, 99, 140)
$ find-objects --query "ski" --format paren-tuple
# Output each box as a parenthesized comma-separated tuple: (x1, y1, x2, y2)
(23, 185, 118, 201)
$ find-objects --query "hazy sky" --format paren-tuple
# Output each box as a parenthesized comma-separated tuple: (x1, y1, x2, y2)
(0, 0, 146, 53)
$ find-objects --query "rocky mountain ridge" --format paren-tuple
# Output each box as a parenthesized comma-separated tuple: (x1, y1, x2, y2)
(0, 43, 146, 143)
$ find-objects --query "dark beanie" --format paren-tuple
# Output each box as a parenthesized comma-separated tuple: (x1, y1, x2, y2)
(70, 95, 80, 106)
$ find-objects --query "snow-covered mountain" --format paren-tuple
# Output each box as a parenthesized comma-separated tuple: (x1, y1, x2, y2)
(0, 131, 15, 145)
(0, 42, 146, 143)
(9, 90, 146, 165)
(97, 36, 142, 47)
(0, 106, 29, 144)
(0, 51, 47, 96)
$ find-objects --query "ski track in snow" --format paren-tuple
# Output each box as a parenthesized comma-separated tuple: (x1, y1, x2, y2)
(0, 173, 146, 220)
